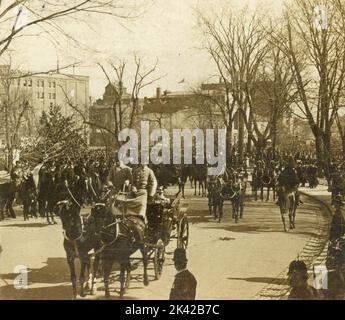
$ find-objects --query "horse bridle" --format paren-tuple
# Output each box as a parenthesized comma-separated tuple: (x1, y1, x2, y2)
(100, 218, 134, 246)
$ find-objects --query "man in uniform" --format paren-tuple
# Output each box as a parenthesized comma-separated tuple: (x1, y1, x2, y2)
(129, 164, 157, 222)
(275, 157, 302, 206)
(169, 248, 197, 300)
(107, 158, 133, 193)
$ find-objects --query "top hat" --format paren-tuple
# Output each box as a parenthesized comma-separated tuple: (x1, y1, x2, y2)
(173, 248, 188, 263)
(287, 260, 307, 275)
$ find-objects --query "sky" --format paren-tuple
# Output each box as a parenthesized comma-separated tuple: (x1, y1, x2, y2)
(5, 0, 283, 99)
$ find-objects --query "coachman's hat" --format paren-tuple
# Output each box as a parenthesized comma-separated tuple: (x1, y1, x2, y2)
(173, 248, 188, 263)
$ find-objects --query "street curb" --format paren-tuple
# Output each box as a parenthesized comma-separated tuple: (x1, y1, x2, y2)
(254, 190, 332, 300)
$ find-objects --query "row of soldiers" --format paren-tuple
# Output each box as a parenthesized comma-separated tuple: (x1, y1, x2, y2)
(6, 150, 162, 224)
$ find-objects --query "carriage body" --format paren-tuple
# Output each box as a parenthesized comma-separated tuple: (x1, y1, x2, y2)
(146, 191, 185, 247)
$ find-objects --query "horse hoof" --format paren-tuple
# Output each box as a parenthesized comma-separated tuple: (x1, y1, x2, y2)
(143, 278, 149, 286)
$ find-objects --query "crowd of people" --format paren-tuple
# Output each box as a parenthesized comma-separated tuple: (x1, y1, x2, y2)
(2, 146, 345, 300)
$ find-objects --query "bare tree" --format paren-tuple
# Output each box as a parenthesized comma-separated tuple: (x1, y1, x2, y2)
(0, 59, 33, 170)
(0, 1, 146, 59)
(198, 7, 271, 163)
(271, 0, 345, 178)
(64, 55, 164, 148)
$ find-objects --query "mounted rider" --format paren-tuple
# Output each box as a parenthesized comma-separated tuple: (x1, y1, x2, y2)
(275, 157, 302, 206)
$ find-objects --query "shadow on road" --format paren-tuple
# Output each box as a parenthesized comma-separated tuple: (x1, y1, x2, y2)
(227, 277, 288, 286)
(0, 256, 162, 300)
(1, 223, 49, 228)
(0, 257, 70, 284)
(0, 283, 74, 300)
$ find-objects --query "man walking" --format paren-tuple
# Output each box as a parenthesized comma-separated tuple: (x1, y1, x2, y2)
(169, 248, 197, 300)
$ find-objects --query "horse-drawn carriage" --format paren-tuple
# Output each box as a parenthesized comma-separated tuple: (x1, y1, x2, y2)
(88, 187, 189, 297)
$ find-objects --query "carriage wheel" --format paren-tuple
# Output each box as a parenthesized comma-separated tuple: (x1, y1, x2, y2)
(154, 239, 165, 280)
(177, 217, 189, 249)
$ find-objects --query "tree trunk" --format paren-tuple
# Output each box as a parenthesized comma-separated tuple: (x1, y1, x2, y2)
(226, 124, 233, 166)
(238, 108, 244, 164)
(315, 133, 324, 177)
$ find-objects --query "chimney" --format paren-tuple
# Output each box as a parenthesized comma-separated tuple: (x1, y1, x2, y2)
(156, 87, 161, 99)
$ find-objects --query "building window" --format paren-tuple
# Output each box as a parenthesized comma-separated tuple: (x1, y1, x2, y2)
(18, 79, 20, 86)
(28, 79, 32, 87)
(53, 82, 56, 88)
(23, 79, 27, 86)
(48, 93, 51, 99)
(37, 92, 44, 99)
(52, 93, 56, 99)
(37, 80, 44, 87)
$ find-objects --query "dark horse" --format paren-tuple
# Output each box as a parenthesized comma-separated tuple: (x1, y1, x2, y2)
(222, 177, 244, 223)
(262, 166, 277, 202)
(277, 186, 297, 231)
(100, 214, 149, 298)
(190, 164, 208, 197)
(207, 177, 224, 222)
(0, 180, 21, 220)
(252, 164, 265, 201)
(19, 173, 38, 221)
(98, 189, 149, 298)
(57, 184, 105, 299)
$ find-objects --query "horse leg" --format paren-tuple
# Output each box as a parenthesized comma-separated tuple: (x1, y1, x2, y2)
(119, 262, 129, 298)
(292, 199, 297, 229)
(23, 198, 28, 221)
(79, 255, 89, 297)
(208, 200, 213, 217)
(266, 186, 270, 202)
(235, 201, 239, 223)
(141, 247, 149, 286)
(90, 255, 100, 295)
(231, 201, 235, 219)
(273, 186, 276, 201)
(67, 255, 77, 299)
(260, 186, 264, 201)
(103, 258, 113, 298)
(219, 203, 223, 222)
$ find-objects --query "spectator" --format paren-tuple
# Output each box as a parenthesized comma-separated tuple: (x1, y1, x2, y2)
(287, 260, 318, 300)
(169, 248, 197, 300)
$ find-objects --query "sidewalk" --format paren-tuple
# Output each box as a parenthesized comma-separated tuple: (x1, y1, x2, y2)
(300, 185, 332, 208)
(256, 185, 332, 299)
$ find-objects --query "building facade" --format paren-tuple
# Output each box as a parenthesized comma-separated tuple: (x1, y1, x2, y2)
(0, 66, 90, 162)
(89, 82, 140, 148)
